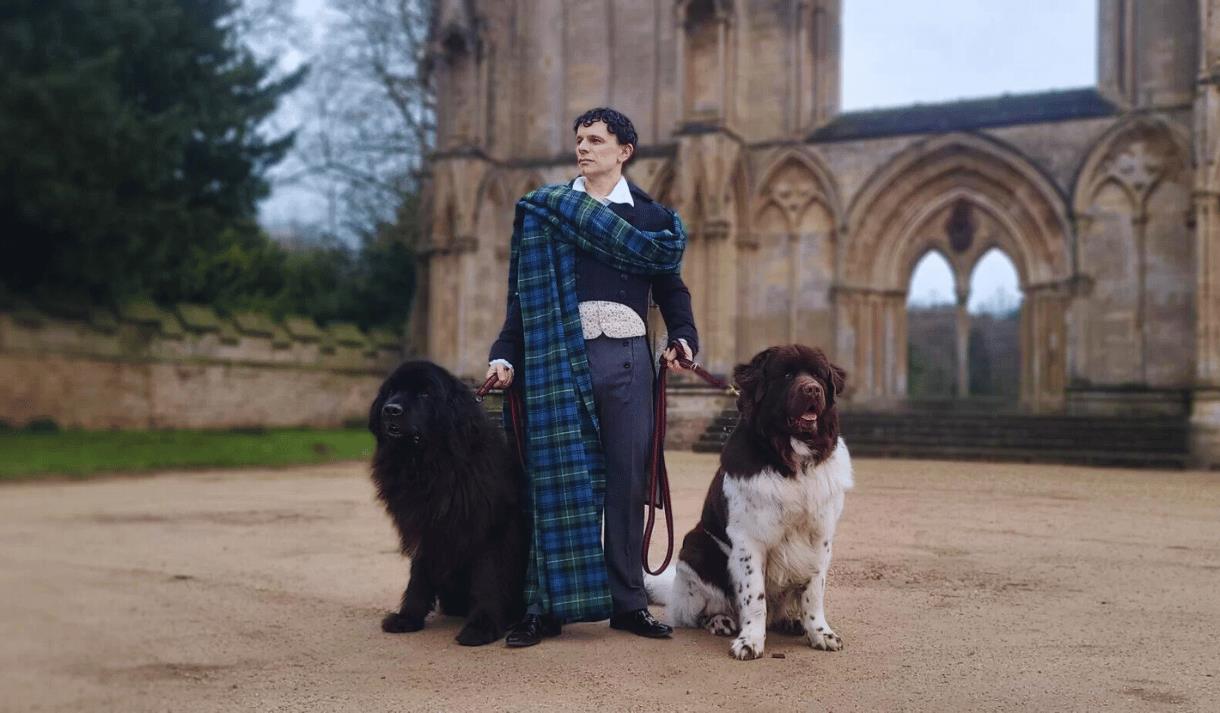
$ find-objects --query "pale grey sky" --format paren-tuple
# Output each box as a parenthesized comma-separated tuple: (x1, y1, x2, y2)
(260, 0, 1098, 304)
(842, 0, 1096, 110)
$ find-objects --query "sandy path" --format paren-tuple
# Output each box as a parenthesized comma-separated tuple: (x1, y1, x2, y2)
(1, 453, 1218, 712)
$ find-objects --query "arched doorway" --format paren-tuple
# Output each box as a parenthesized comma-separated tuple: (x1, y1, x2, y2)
(967, 249, 1022, 402)
(905, 247, 1024, 405)
(840, 133, 1071, 411)
(906, 251, 958, 398)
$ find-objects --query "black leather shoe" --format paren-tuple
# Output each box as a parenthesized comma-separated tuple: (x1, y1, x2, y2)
(609, 609, 673, 638)
(505, 613, 562, 648)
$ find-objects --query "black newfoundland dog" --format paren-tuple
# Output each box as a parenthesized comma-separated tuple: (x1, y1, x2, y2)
(367, 360, 528, 646)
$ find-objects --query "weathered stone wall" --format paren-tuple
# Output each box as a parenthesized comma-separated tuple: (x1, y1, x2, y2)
(423, 0, 1217, 457)
(0, 301, 403, 430)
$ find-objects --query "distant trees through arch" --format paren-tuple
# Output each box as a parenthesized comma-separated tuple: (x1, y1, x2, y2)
(906, 248, 1022, 403)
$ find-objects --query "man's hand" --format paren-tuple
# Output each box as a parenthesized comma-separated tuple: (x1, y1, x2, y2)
(486, 361, 514, 389)
(662, 340, 694, 372)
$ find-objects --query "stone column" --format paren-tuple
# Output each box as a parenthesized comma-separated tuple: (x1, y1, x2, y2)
(882, 292, 906, 400)
(703, 219, 737, 375)
(1022, 285, 1069, 413)
(450, 235, 479, 377)
(426, 246, 456, 368)
(1190, 3, 1220, 466)
(955, 287, 970, 399)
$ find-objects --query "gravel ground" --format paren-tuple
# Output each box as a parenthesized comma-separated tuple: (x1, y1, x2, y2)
(1, 452, 1218, 712)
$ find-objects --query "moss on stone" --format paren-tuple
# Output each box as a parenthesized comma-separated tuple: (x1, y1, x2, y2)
(159, 311, 186, 339)
(118, 299, 165, 326)
(368, 328, 402, 349)
(271, 324, 293, 348)
(217, 318, 241, 345)
(88, 307, 120, 334)
(327, 322, 369, 348)
(175, 304, 223, 333)
(231, 311, 276, 338)
(283, 316, 324, 342)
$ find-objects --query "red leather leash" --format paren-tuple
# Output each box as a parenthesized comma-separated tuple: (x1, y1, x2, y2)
(642, 358, 675, 575)
(475, 375, 526, 471)
(642, 347, 738, 575)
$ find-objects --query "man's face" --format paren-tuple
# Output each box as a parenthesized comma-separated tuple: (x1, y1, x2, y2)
(575, 120, 632, 179)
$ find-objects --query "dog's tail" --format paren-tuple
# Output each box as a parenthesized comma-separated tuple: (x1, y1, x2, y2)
(643, 566, 675, 606)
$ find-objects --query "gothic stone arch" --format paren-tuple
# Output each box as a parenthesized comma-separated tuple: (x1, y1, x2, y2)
(744, 148, 842, 362)
(841, 133, 1071, 410)
(1071, 115, 1194, 394)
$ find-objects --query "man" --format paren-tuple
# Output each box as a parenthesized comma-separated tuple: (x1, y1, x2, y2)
(486, 107, 699, 647)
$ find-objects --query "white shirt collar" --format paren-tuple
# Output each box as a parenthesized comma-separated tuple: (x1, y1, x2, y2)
(572, 175, 634, 206)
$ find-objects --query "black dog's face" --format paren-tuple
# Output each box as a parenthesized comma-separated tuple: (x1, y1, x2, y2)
(733, 344, 847, 439)
(369, 362, 452, 446)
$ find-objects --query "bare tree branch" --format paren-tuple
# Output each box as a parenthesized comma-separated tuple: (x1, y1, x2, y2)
(270, 0, 436, 241)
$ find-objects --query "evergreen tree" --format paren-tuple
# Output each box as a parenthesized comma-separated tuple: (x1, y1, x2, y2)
(0, 0, 304, 305)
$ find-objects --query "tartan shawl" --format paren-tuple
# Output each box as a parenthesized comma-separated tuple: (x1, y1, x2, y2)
(508, 183, 687, 622)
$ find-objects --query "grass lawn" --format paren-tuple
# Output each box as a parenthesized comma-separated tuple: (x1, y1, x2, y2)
(0, 428, 373, 481)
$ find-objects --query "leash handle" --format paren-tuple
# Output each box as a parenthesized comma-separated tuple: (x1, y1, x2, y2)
(474, 374, 498, 402)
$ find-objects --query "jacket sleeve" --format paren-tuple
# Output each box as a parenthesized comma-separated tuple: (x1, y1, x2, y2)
(488, 208, 525, 368)
(488, 292, 523, 367)
(651, 271, 699, 357)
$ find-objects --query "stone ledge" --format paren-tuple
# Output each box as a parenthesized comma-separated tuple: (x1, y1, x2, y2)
(174, 304, 224, 333)
(2, 299, 401, 353)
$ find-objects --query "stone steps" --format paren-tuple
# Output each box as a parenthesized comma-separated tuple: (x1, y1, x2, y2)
(692, 407, 1190, 469)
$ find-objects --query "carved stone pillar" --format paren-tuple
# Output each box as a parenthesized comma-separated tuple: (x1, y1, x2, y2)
(1190, 6, 1220, 466)
(1021, 285, 1068, 413)
(671, 129, 745, 375)
(450, 235, 480, 376)
(701, 219, 736, 375)
(832, 287, 904, 407)
(955, 288, 970, 399)
(422, 156, 490, 376)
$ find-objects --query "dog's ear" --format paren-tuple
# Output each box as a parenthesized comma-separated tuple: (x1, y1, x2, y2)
(732, 347, 777, 417)
(827, 361, 847, 408)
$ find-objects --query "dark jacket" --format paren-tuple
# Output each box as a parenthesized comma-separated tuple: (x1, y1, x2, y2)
(488, 180, 699, 367)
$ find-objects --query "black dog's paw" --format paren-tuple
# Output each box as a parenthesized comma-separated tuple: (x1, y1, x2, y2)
(382, 612, 425, 633)
(455, 619, 501, 646)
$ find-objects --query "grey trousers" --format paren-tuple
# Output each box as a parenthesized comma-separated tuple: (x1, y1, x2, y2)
(528, 335, 654, 616)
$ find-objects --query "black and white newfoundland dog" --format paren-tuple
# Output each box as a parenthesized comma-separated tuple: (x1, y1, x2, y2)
(367, 360, 528, 646)
(647, 344, 853, 660)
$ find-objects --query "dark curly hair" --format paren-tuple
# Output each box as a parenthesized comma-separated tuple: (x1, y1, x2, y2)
(573, 107, 638, 159)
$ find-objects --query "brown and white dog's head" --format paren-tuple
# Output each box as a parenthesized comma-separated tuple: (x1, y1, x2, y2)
(731, 344, 847, 474)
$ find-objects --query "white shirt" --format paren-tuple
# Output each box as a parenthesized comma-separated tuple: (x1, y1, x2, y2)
(572, 175, 634, 206)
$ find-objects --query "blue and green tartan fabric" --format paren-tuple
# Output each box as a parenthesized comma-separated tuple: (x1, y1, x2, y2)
(508, 184, 686, 622)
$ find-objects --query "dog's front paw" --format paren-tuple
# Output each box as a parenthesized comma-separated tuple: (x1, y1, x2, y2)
(730, 633, 765, 660)
(701, 613, 737, 637)
(381, 611, 425, 633)
(455, 619, 501, 647)
(808, 624, 843, 651)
